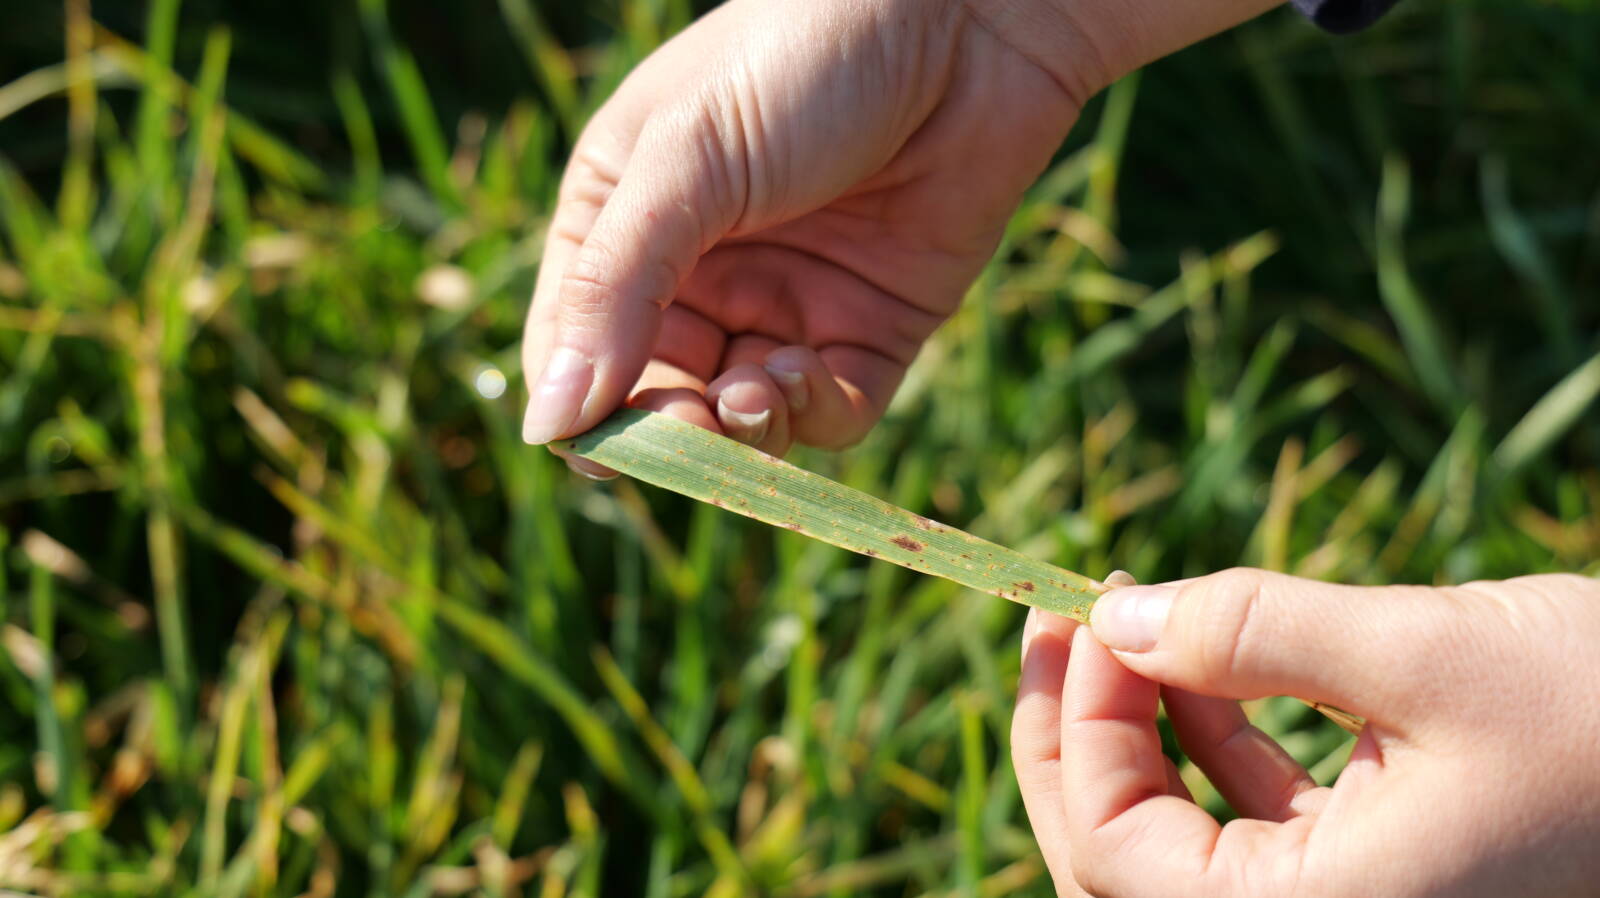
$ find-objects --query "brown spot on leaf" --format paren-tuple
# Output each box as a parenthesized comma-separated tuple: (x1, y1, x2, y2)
(865, 549, 878, 557)
(890, 535, 925, 553)
(781, 522, 802, 532)
(1016, 581, 1036, 592)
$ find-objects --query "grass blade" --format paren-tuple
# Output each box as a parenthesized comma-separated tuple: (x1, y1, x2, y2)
(1376, 156, 1460, 416)
(560, 410, 1106, 620)
(494, 0, 581, 132)
(134, 0, 181, 197)
(359, 0, 463, 212)
(566, 411, 1367, 737)
(592, 646, 751, 891)
(1480, 156, 1580, 368)
(1494, 349, 1600, 476)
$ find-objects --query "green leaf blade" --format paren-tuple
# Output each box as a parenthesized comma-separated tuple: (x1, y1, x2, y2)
(561, 410, 1106, 620)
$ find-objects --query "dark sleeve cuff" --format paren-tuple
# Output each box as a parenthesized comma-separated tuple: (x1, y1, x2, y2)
(1290, 0, 1399, 33)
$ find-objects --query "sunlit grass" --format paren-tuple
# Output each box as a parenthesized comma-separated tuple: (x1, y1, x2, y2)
(1, 0, 1597, 895)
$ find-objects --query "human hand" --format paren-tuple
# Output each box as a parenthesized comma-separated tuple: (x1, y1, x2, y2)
(520, 0, 1276, 476)
(1014, 568, 1600, 897)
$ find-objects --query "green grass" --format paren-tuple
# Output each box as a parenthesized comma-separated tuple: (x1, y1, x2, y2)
(1, 0, 1597, 895)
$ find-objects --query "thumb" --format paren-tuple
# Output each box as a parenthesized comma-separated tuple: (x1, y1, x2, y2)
(521, 98, 746, 444)
(1088, 568, 1485, 721)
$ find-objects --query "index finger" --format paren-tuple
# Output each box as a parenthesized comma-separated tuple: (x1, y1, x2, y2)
(520, 21, 731, 445)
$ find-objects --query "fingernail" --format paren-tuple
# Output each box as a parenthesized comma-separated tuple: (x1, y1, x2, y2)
(764, 364, 809, 413)
(1020, 607, 1039, 665)
(1090, 584, 1175, 652)
(522, 347, 593, 445)
(717, 396, 771, 445)
(568, 459, 618, 482)
(1104, 569, 1137, 588)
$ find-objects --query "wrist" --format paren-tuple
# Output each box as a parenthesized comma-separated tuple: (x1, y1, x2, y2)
(959, 0, 1119, 105)
(964, 0, 1283, 101)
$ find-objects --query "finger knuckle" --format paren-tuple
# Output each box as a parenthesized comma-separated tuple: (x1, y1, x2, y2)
(1520, 572, 1600, 599)
(560, 247, 623, 312)
(1073, 813, 1159, 897)
(556, 147, 620, 209)
(1009, 713, 1048, 766)
(641, 93, 747, 226)
(1070, 849, 1110, 897)
(1191, 567, 1268, 688)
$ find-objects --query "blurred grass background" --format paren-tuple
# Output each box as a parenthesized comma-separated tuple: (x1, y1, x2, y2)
(1, 0, 1597, 894)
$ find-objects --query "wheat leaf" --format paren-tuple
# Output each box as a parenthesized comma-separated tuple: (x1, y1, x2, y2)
(560, 409, 1106, 620)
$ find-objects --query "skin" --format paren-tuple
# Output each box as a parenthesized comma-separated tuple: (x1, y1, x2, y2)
(518, 0, 1276, 473)
(1018, 570, 1600, 897)
(520, 0, 1600, 894)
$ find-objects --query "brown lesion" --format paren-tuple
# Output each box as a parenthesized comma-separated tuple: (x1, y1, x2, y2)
(890, 535, 925, 552)
(1016, 581, 1036, 592)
